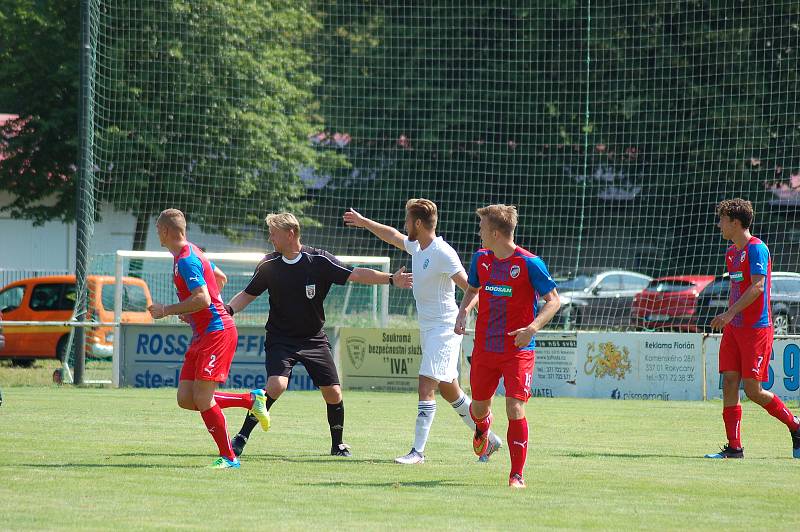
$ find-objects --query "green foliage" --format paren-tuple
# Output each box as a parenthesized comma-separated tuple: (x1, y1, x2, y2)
(0, 1, 80, 223)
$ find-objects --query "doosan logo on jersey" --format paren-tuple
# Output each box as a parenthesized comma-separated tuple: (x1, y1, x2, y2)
(484, 284, 513, 297)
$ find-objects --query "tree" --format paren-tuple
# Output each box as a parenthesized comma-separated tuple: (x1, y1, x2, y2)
(1, 0, 341, 249)
(0, 1, 80, 223)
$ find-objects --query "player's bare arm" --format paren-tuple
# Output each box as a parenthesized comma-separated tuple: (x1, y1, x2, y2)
(508, 288, 561, 348)
(343, 208, 406, 251)
(348, 265, 412, 288)
(710, 274, 765, 330)
(454, 285, 479, 335)
(213, 265, 228, 289)
(226, 290, 257, 315)
(451, 270, 469, 292)
(148, 285, 211, 319)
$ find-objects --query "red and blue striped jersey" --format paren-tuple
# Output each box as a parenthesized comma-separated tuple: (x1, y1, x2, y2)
(468, 246, 557, 353)
(725, 236, 771, 328)
(173, 243, 233, 337)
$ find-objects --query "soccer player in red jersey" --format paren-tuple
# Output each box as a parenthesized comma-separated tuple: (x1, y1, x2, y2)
(147, 209, 270, 469)
(705, 199, 800, 459)
(454, 204, 561, 488)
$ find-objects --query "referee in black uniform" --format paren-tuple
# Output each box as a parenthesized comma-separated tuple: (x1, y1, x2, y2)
(225, 212, 412, 457)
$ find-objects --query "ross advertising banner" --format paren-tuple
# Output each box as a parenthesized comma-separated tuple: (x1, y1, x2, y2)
(118, 324, 320, 390)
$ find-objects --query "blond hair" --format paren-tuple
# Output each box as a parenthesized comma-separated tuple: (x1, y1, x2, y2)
(265, 212, 301, 236)
(405, 198, 438, 230)
(156, 208, 187, 234)
(476, 204, 518, 237)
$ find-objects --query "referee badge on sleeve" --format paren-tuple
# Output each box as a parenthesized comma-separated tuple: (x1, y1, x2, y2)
(305, 284, 316, 299)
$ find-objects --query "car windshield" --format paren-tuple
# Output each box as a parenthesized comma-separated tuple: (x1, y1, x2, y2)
(646, 280, 696, 293)
(700, 279, 729, 297)
(558, 275, 593, 291)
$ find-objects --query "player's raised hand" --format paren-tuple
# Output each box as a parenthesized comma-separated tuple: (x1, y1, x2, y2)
(508, 325, 535, 348)
(148, 303, 167, 319)
(343, 208, 367, 228)
(392, 266, 413, 289)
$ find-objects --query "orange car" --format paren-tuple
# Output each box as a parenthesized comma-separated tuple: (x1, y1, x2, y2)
(0, 275, 153, 366)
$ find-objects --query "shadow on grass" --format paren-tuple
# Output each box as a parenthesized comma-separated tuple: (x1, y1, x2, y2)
(17, 462, 189, 469)
(558, 450, 774, 460)
(116, 451, 391, 464)
(310, 479, 471, 488)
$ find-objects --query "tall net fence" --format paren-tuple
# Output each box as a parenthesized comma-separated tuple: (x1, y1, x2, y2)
(87, 1, 800, 331)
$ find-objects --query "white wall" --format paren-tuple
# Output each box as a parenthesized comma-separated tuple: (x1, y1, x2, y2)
(0, 197, 269, 271)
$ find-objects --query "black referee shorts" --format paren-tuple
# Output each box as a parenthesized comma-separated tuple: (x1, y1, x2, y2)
(264, 332, 340, 387)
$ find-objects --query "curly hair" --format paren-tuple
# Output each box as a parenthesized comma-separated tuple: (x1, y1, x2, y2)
(716, 198, 754, 229)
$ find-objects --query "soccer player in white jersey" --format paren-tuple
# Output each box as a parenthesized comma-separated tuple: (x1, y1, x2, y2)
(344, 199, 502, 464)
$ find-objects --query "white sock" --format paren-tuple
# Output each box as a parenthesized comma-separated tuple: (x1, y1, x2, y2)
(450, 393, 476, 431)
(413, 400, 437, 452)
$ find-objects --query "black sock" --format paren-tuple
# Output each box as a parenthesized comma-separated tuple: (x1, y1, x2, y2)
(327, 401, 344, 447)
(238, 392, 277, 438)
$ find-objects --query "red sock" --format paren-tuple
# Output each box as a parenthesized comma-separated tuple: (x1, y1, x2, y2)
(763, 395, 800, 431)
(200, 405, 235, 461)
(722, 405, 742, 449)
(507, 417, 528, 478)
(469, 405, 491, 433)
(213, 391, 254, 410)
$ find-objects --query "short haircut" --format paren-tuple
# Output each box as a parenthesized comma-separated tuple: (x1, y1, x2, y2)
(716, 198, 754, 229)
(405, 198, 438, 230)
(156, 208, 187, 234)
(476, 204, 518, 237)
(265, 212, 301, 236)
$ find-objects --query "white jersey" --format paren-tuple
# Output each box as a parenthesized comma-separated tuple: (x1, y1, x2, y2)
(403, 236, 465, 330)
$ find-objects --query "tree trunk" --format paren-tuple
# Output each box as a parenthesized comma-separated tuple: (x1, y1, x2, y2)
(129, 212, 150, 277)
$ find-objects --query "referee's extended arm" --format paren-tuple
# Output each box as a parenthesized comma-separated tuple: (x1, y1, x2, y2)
(225, 290, 257, 316)
(348, 266, 412, 288)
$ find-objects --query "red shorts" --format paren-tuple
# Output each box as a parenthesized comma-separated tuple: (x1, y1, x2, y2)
(719, 325, 773, 382)
(470, 349, 535, 402)
(180, 327, 238, 383)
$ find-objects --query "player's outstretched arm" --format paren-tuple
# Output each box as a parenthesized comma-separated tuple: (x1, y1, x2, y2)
(348, 266, 412, 288)
(149, 285, 212, 319)
(225, 290, 257, 316)
(342, 208, 406, 251)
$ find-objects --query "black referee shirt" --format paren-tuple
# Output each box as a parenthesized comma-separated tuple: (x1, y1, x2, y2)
(244, 246, 354, 338)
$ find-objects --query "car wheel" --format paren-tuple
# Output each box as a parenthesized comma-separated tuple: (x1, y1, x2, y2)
(773, 313, 790, 336)
(11, 358, 35, 368)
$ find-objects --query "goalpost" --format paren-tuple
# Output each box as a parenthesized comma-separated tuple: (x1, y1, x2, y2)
(111, 250, 391, 387)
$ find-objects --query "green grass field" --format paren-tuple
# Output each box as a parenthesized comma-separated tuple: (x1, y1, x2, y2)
(0, 385, 797, 530)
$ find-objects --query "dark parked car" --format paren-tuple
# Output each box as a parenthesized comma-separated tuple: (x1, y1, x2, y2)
(695, 272, 800, 334)
(554, 270, 652, 330)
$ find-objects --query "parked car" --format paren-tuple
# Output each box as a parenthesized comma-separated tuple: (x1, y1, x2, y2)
(631, 275, 715, 331)
(0, 310, 5, 353)
(695, 272, 800, 335)
(0, 275, 153, 366)
(554, 270, 652, 329)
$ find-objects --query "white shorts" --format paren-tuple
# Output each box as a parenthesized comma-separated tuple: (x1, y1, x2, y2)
(418, 326, 463, 383)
